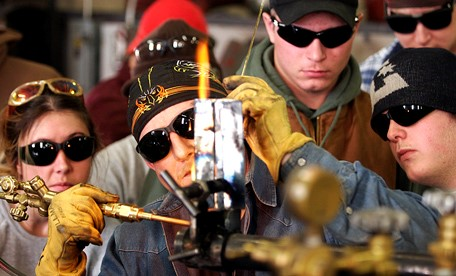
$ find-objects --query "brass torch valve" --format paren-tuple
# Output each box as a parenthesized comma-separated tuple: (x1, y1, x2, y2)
(238, 165, 343, 276)
(336, 207, 409, 275)
(0, 175, 189, 226)
(0, 175, 55, 221)
(422, 190, 456, 274)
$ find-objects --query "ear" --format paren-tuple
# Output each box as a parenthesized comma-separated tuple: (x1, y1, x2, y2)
(353, 12, 364, 34)
(146, 161, 156, 171)
(262, 12, 277, 44)
(16, 161, 22, 180)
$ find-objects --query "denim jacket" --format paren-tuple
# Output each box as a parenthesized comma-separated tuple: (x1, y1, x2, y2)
(99, 142, 439, 275)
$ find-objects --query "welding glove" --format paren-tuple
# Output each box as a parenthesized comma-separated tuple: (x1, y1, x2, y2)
(35, 184, 119, 276)
(224, 75, 314, 183)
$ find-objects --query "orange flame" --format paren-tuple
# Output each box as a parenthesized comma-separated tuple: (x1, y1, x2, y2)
(196, 39, 210, 99)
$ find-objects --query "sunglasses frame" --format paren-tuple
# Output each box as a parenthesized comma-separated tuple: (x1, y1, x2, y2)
(270, 15, 358, 48)
(8, 78, 83, 115)
(385, 1, 453, 34)
(133, 35, 214, 62)
(371, 105, 435, 141)
(18, 136, 96, 166)
(136, 108, 195, 163)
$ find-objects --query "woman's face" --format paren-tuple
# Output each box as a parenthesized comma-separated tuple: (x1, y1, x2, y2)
(16, 110, 93, 192)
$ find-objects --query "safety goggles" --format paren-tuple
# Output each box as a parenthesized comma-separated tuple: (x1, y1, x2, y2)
(371, 105, 434, 141)
(8, 78, 83, 115)
(19, 136, 95, 166)
(134, 35, 212, 62)
(386, 1, 453, 34)
(136, 108, 195, 163)
(270, 16, 357, 48)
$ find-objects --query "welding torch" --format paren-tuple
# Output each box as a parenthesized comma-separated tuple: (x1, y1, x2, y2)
(0, 175, 190, 226)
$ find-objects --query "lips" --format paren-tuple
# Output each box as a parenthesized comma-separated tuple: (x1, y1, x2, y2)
(397, 148, 414, 162)
(49, 182, 73, 192)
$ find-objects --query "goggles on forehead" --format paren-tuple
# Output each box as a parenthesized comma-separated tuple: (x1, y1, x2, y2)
(19, 136, 95, 166)
(134, 35, 214, 62)
(270, 16, 357, 48)
(136, 108, 194, 163)
(371, 105, 435, 141)
(385, 1, 453, 34)
(8, 78, 83, 116)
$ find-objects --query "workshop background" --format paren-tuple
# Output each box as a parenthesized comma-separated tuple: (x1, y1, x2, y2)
(0, 0, 393, 92)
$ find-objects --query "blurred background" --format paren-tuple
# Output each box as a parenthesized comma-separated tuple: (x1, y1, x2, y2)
(0, 0, 393, 92)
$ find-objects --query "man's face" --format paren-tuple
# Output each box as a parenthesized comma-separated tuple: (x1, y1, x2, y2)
(385, 109, 456, 190)
(263, 11, 358, 109)
(139, 100, 195, 190)
(389, 4, 456, 53)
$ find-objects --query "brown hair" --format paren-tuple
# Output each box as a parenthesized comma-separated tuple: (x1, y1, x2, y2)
(0, 91, 102, 177)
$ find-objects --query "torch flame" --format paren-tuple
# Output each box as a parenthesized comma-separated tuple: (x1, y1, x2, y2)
(196, 39, 210, 99)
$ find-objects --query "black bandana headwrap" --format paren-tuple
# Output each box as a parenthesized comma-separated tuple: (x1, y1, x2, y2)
(127, 59, 228, 141)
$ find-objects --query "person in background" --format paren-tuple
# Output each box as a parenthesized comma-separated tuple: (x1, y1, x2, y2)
(0, 78, 119, 275)
(360, 0, 456, 92)
(0, 24, 61, 106)
(85, 0, 209, 146)
(238, 0, 399, 188)
(36, 58, 443, 275)
(89, 19, 222, 205)
(369, 48, 456, 192)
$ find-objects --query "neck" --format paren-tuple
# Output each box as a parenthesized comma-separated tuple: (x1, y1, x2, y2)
(17, 207, 49, 237)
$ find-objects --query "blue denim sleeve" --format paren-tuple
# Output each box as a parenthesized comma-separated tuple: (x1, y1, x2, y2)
(281, 142, 440, 254)
(99, 201, 176, 275)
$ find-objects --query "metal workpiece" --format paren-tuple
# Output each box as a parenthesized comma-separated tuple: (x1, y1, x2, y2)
(194, 98, 245, 211)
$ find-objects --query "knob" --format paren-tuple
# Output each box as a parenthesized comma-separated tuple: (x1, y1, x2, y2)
(422, 189, 456, 215)
(350, 207, 409, 234)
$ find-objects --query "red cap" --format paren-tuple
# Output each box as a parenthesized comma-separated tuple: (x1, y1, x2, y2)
(126, 0, 207, 55)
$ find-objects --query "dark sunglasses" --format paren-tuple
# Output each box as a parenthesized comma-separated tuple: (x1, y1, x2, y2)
(270, 16, 357, 48)
(136, 108, 194, 163)
(19, 136, 96, 166)
(386, 1, 453, 34)
(8, 78, 83, 116)
(134, 35, 213, 62)
(371, 105, 434, 141)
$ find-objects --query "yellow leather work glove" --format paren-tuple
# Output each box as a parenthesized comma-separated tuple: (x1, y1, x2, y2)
(224, 75, 314, 183)
(36, 184, 119, 276)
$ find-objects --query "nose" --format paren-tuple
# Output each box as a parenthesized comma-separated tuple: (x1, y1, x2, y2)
(52, 150, 71, 174)
(413, 23, 432, 46)
(169, 132, 194, 161)
(386, 120, 406, 142)
(305, 39, 326, 61)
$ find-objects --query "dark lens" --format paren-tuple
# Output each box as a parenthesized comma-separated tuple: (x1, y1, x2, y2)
(389, 105, 434, 127)
(371, 114, 390, 141)
(277, 25, 314, 47)
(386, 16, 417, 33)
(172, 109, 195, 139)
(136, 130, 171, 163)
(63, 136, 95, 162)
(421, 8, 452, 30)
(319, 25, 353, 48)
(19, 141, 58, 166)
(371, 105, 434, 141)
(134, 40, 167, 61)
